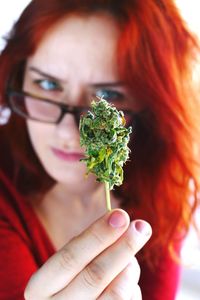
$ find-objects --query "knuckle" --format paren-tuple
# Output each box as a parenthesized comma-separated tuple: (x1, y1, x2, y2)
(24, 274, 40, 300)
(24, 290, 37, 300)
(88, 225, 105, 246)
(108, 283, 141, 300)
(102, 261, 141, 300)
(134, 284, 142, 300)
(59, 246, 78, 271)
(129, 257, 141, 283)
(108, 288, 126, 300)
(82, 260, 105, 289)
(124, 237, 136, 254)
(24, 286, 32, 300)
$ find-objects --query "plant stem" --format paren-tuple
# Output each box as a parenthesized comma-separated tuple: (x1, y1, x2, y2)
(105, 181, 111, 211)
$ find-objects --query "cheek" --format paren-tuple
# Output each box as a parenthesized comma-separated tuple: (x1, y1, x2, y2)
(26, 121, 51, 154)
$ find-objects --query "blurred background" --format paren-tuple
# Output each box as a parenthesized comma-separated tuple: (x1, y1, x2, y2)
(0, 0, 200, 299)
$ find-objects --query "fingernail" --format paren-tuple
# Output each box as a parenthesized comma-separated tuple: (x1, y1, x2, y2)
(133, 220, 152, 236)
(108, 210, 129, 228)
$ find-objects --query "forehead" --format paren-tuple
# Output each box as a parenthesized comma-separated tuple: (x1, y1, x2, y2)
(26, 14, 120, 81)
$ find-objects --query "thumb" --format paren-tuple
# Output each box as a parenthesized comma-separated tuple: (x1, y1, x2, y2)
(126, 219, 152, 255)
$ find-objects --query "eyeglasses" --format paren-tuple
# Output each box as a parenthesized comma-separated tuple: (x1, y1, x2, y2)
(7, 90, 136, 127)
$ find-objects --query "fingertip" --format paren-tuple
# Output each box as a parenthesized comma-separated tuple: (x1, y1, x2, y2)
(133, 220, 152, 237)
(127, 219, 152, 254)
(108, 209, 130, 229)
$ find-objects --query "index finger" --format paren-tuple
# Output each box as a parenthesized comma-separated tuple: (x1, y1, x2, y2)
(24, 209, 130, 298)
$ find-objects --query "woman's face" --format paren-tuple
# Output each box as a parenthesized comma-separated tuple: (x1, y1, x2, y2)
(23, 14, 133, 191)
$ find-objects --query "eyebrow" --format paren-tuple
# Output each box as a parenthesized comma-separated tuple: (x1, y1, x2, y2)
(28, 66, 67, 83)
(29, 66, 125, 88)
(91, 82, 125, 88)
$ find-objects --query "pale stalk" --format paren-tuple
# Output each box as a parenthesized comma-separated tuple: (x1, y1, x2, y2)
(105, 181, 111, 211)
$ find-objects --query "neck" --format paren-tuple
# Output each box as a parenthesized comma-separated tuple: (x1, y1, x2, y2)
(48, 182, 108, 213)
(31, 181, 121, 226)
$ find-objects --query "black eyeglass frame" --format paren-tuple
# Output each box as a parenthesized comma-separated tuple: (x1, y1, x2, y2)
(7, 89, 137, 125)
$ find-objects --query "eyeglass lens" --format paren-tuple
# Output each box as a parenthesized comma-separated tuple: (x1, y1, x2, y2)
(9, 92, 134, 126)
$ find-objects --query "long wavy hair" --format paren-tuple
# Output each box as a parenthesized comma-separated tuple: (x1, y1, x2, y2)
(0, 0, 199, 267)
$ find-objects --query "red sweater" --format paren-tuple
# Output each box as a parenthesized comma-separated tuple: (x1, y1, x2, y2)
(0, 171, 181, 300)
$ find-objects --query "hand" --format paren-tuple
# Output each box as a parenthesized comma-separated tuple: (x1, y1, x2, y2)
(24, 209, 152, 300)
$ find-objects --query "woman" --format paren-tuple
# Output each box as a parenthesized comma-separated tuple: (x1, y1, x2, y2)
(0, 0, 199, 299)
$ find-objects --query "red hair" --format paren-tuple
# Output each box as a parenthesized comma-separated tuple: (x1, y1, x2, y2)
(0, 0, 199, 267)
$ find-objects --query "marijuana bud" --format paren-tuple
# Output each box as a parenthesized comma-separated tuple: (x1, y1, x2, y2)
(79, 99, 132, 191)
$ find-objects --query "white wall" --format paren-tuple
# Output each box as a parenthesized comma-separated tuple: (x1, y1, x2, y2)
(176, 0, 200, 35)
(0, 0, 31, 50)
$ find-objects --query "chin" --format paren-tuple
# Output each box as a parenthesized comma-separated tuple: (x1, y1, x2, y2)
(48, 168, 98, 190)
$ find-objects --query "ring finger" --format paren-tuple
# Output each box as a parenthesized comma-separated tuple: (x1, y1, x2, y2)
(98, 258, 141, 300)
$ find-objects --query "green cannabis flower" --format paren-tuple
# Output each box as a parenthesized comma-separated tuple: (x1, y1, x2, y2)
(79, 98, 132, 210)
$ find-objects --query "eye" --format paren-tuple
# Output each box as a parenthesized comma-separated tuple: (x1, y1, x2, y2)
(95, 89, 125, 103)
(34, 79, 62, 91)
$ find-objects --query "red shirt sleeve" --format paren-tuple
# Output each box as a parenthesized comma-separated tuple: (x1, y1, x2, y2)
(0, 172, 55, 300)
(0, 217, 38, 299)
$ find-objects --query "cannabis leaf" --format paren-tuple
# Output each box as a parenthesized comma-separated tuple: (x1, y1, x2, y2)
(79, 98, 132, 211)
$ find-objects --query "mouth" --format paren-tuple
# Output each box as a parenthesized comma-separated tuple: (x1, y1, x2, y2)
(51, 147, 85, 162)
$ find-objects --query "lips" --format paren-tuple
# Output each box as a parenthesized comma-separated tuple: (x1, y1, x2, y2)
(51, 147, 84, 162)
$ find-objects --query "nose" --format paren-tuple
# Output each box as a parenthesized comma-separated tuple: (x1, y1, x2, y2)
(57, 104, 80, 127)
(56, 112, 79, 139)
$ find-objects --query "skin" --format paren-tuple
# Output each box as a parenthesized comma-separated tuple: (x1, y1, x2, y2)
(23, 14, 152, 299)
